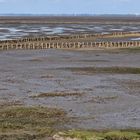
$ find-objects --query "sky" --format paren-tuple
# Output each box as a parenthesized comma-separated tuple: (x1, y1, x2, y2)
(0, 0, 140, 15)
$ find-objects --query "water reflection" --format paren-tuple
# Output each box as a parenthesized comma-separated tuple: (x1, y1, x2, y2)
(0, 24, 140, 40)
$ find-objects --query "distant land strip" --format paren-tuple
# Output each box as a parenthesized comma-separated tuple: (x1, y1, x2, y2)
(1, 16, 140, 24)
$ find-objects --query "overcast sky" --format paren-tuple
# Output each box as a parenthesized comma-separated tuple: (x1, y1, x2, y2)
(0, 0, 139, 15)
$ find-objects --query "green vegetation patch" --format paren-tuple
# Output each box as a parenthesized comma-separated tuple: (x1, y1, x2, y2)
(88, 96, 118, 104)
(63, 67, 140, 74)
(119, 47, 140, 53)
(31, 92, 83, 98)
(59, 130, 140, 140)
(101, 47, 140, 53)
(0, 106, 67, 139)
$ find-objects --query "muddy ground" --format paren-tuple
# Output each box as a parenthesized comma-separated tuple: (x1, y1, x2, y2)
(0, 48, 140, 130)
(1, 23, 140, 40)
(1, 16, 140, 40)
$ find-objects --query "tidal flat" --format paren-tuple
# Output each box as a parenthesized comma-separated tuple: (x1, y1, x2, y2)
(0, 48, 140, 139)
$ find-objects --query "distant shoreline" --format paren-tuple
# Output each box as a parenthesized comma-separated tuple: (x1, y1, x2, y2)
(1, 16, 140, 24)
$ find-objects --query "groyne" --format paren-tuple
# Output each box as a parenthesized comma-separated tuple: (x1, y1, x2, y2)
(0, 31, 140, 50)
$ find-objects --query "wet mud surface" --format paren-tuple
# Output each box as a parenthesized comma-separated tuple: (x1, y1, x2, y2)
(0, 49, 140, 130)
(1, 23, 140, 40)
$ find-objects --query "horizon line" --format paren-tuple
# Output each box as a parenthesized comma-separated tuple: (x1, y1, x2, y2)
(0, 13, 140, 17)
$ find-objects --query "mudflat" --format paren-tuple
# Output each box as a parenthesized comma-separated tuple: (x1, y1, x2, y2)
(0, 48, 140, 130)
(0, 16, 140, 139)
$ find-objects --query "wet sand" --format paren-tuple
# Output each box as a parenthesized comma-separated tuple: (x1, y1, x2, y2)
(0, 49, 140, 130)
